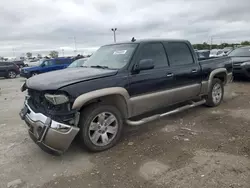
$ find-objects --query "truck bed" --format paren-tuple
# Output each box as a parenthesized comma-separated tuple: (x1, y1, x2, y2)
(199, 56, 233, 80)
(199, 56, 231, 65)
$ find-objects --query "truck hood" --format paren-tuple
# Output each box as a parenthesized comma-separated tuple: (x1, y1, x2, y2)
(26, 68, 118, 91)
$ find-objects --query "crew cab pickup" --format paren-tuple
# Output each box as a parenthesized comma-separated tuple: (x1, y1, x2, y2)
(19, 39, 233, 154)
(20, 57, 73, 78)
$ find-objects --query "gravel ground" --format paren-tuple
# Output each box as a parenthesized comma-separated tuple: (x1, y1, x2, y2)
(0, 77, 249, 188)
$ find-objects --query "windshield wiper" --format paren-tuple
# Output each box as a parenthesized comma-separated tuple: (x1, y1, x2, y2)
(90, 65, 109, 69)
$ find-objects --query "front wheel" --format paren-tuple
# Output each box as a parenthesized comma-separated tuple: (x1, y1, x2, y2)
(7, 71, 17, 79)
(31, 72, 38, 77)
(205, 78, 224, 107)
(79, 104, 123, 152)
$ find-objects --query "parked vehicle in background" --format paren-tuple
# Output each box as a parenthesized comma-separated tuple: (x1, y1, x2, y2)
(197, 50, 210, 58)
(209, 49, 224, 57)
(0, 62, 20, 78)
(222, 47, 233, 54)
(25, 59, 41, 67)
(19, 39, 233, 154)
(12, 60, 25, 68)
(20, 57, 73, 78)
(67, 58, 89, 68)
(228, 46, 250, 78)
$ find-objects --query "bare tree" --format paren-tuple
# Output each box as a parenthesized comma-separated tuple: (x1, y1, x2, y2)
(26, 52, 32, 58)
(49, 51, 59, 58)
(37, 54, 42, 59)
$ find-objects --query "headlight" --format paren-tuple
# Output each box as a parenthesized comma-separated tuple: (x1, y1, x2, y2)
(44, 93, 69, 105)
(241, 62, 250, 66)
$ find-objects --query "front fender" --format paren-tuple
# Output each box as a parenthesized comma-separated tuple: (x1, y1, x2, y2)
(72, 87, 131, 117)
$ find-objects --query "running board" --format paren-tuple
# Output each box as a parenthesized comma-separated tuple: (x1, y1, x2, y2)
(126, 99, 206, 126)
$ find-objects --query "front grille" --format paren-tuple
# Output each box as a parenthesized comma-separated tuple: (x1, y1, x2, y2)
(28, 89, 46, 113)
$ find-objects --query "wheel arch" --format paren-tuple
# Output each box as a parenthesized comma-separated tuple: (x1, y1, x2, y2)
(72, 87, 131, 118)
(208, 68, 227, 89)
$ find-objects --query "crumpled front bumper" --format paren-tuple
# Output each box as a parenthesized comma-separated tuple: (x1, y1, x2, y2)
(20, 71, 30, 78)
(19, 101, 79, 155)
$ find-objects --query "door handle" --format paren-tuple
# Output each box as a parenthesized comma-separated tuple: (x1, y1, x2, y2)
(166, 73, 174, 77)
(191, 69, 198, 73)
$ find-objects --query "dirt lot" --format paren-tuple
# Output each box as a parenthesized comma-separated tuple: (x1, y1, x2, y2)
(0, 77, 249, 188)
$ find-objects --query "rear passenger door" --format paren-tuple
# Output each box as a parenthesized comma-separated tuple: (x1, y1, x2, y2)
(128, 42, 174, 116)
(0, 63, 6, 77)
(164, 42, 202, 103)
(54, 59, 69, 70)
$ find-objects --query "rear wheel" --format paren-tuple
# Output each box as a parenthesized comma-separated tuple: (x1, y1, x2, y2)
(205, 78, 224, 107)
(79, 104, 123, 152)
(7, 71, 17, 79)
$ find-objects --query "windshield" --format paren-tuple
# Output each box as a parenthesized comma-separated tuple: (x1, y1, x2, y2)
(228, 48, 250, 57)
(38, 59, 45, 66)
(84, 44, 138, 69)
(217, 51, 224, 55)
(68, 58, 88, 68)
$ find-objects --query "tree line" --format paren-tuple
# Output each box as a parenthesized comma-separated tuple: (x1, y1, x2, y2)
(192, 41, 250, 50)
(26, 51, 59, 59)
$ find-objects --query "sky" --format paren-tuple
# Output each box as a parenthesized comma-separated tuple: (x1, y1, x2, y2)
(0, 0, 250, 57)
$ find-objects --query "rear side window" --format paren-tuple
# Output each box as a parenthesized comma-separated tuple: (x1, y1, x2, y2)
(164, 42, 194, 66)
(138, 43, 168, 68)
(55, 59, 71, 64)
(55, 59, 63, 64)
(1, 62, 13, 66)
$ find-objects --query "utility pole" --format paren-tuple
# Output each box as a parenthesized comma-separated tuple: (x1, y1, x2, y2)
(111, 28, 117, 43)
(74, 36, 77, 55)
(12, 48, 15, 58)
(210, 36, 213, 50)
(61, 49, 64, 57)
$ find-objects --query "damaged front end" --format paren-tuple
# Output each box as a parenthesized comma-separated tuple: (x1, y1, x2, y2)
(19, 84, 80, 154)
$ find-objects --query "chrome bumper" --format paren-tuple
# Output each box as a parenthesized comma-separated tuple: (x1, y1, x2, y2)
(19, 101, 79, 154)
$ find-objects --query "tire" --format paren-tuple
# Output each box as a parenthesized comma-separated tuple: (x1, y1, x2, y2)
(205, 78, 224, 107)
(79, 104, 123, 152)
(31, 72, 38, 77)
(7, 70, 17, 79)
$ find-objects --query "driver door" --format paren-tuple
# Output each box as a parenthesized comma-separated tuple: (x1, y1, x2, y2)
(128, 42, 174, 116)
(40, 60, 55, 73)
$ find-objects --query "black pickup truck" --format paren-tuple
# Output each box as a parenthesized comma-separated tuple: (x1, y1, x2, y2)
(19, 39, 233, 154)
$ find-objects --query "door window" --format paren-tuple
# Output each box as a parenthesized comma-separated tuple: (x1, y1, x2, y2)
(165, 42, 194, 66)
(43, 60, 53, 66)
(138, 43, 168, 68)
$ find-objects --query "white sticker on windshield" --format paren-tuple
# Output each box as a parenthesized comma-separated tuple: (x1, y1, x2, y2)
(113, 50, 127, 55)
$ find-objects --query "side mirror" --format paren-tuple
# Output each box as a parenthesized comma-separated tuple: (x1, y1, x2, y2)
(134, 59, 154, 71)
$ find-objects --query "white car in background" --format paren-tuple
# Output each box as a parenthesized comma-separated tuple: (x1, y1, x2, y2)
(210, 49, 230, 57)
(209, 49, 223, 57)
(24, 59, 41, 67)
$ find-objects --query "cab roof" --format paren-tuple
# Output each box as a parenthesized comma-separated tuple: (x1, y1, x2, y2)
(105, 38, 189, 46)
